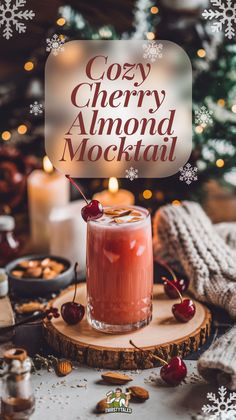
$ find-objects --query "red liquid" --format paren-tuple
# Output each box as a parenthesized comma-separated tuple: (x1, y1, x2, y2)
(86, 206, 153, 330)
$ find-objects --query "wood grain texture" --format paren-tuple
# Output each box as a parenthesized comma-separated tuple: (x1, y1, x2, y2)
(43, 284, 212, 370)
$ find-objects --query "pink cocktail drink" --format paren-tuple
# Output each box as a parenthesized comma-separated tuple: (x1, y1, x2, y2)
(86, 206, 153, 333)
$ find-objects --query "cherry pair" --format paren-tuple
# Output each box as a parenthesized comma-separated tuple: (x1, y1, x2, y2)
(159, 260, 195, 323)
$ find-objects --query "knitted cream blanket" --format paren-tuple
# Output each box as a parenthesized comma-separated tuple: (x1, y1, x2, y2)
(153, 201, 236, 390)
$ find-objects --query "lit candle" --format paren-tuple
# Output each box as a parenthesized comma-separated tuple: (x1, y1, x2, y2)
(27, 156, 69, 252)
(93, 178, 135, 206)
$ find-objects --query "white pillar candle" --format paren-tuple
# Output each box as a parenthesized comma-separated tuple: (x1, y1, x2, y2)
(93, 178, 135, 207)
(49, 200, 87, 272)
(27, 157, 69, 253)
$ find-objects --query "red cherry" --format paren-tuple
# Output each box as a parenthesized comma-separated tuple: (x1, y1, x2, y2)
(162, 277, 196, 323)
(172, 299, 196, 323)
(61, 301, 85, 325)
(160, 356, 187, 386)
(164, 278, 189, 299)
(65, 176, 103, 223)
(81, 200, 103, 222)
(129, 340, 187, 386)
(60, 262, 85, 325)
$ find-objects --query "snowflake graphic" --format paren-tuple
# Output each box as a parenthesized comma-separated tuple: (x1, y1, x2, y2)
(195, 105, 213, 127)
(202, 0, 236, 40)
(0, 0, 35, 40)
(29, 101, 43, 116)
(125, 167, 138, 181)
(202, 386, 236, 419)
(46, 34, 65, 56)
(179, 163, 198, 185)
(143, 41, 163, 63)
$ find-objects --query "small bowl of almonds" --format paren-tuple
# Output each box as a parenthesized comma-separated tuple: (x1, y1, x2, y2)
(6, 255, 74, 296)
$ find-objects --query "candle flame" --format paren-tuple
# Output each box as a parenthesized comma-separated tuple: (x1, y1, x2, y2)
(108, 177, 119, 193)
(43, 156, 54, 174)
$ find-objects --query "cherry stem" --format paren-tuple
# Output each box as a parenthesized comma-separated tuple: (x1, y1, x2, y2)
(72, 262, 79, 303)
(156, 258, 177, 282)
(65, 175, 89, 205)
(162, 276, 183, 303)
(129, 340, 168, 366)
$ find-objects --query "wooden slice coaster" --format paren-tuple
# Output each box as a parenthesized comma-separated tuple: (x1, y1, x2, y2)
(43, 284, 211, 370)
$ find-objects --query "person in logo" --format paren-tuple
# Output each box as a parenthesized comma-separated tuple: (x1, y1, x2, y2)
(106, 388, 130, 408)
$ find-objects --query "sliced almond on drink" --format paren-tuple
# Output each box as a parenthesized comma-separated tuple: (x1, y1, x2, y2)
(104, 209, 120, 216)
(128, 217, 142, 223)
(101, 372, 133, 384)
(131, 210, 142, 216)
(128, 386, 149, 401)
(112, 210, 131, 218)
(113, 218, 125, 224)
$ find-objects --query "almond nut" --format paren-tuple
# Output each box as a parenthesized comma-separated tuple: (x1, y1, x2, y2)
(101, 372, 133, 385)
(43, 268, 57, 279)
(28, 260, 40, 268)
(15, 302, 46, 314)
(18, 261, 31, 269)
(96, 398, 108, 413)
(56, 360, 73, 377)
(11, 270, 24, 278)
(128, 386, 149, 402)
(26, 267, 43, 278)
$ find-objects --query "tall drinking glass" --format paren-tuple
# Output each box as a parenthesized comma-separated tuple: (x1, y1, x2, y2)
(86, 206, 153, 333)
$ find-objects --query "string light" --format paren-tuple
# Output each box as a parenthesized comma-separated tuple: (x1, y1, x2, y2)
(17, 124, 28, 135)
(24, 61, 34, 71)
(197, 49, 206, 58)
(231, 104, 236, 113)
(172, 200, 181, 206)
(195, 125, 204, 134)
(143, 189, 152, 199)
(150, 6, 159, 14)
(1, 131, 11, 141)
(216, 159, 224, 168)
(156, 191, 164, 201)
(217, 99, 225, 107)
(146, 32, 155, 40)
(57, 17, 66, 26)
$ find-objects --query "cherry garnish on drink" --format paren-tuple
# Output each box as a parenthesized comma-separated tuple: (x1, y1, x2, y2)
(65, 175, 103, 222)
(61, 263, 85, 325)
(162, 277, 196, 323)
(129, 340, 187, 386)
(81, 200, 103, 222)
(158, 259, 189, 299)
